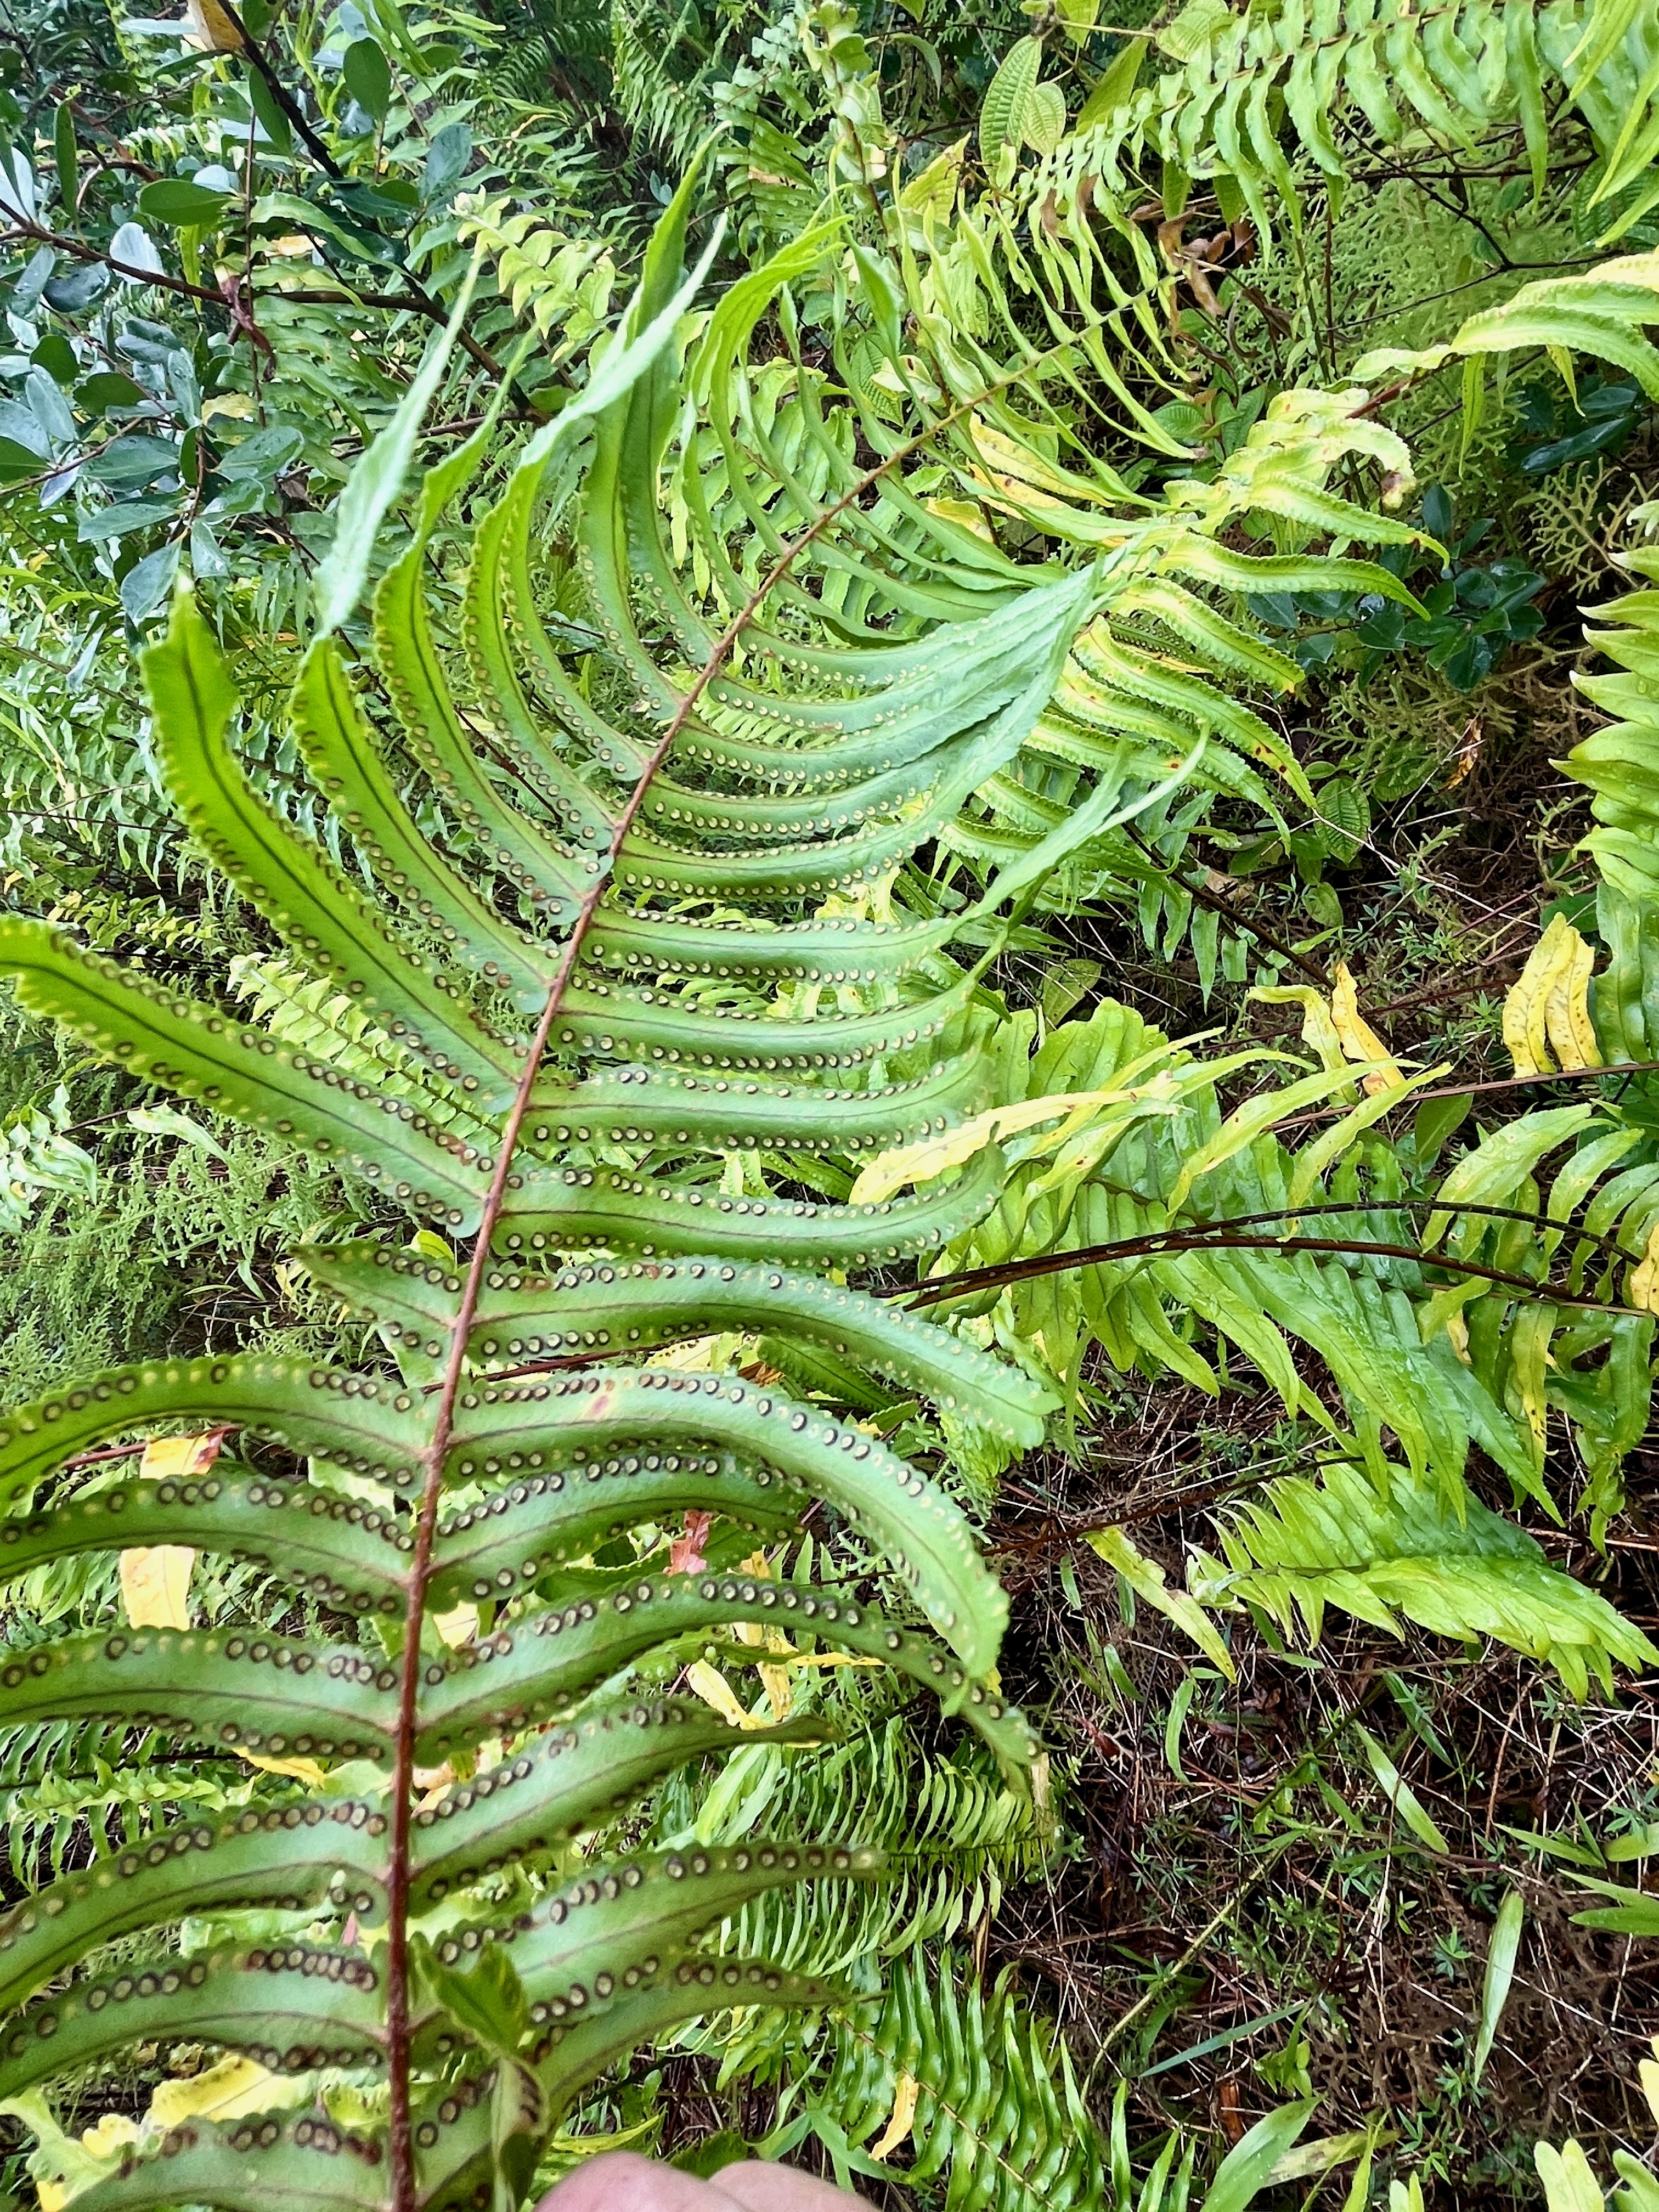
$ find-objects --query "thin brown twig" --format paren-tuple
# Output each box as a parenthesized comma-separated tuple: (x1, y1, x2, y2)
(899, 1227, 1639, 1317)
(59, 1442, 149, 1471)
(2, 221, 227, 306)
(276, 287, 436, 314)
(469, 1194, 1639, 1398)
(200, 0, 346, 181)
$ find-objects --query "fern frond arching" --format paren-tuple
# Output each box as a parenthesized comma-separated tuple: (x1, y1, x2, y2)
(0, 182, 1083, 2212)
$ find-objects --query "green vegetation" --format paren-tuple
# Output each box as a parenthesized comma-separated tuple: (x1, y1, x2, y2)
(5, 0, 1659, 2204)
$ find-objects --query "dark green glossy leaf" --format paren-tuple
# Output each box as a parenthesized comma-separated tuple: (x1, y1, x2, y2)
(137, 178, 233, 227)
(342, 38, 392, 123)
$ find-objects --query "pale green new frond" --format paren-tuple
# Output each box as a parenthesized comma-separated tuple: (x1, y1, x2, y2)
(1207, 1462, 1658, 1696)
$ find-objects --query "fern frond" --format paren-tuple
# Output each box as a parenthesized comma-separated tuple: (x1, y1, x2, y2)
(1041, 0, 1659, 251)
(1201, 1460, 1657, 1697)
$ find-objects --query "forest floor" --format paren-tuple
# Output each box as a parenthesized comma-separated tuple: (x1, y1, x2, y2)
(972, 640, 1659, 2201)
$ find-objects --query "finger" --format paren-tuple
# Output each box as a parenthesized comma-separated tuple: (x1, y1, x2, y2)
(712, 2160, 865, 2209)
(536, 2151, 735, 2212)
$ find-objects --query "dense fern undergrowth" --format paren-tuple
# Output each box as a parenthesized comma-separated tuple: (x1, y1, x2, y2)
(13, 0, 1659, 2205)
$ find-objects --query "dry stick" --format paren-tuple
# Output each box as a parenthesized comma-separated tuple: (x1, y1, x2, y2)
(2, 221, 228, 306)
(902, 1228, 1639, 1317)
(1049, 1194, 1639, 1272)
(60, 1442, 152, 1471)
(202, 0, 346, 180)
(380, 323, 1085, 2210)
(471, 1195, 1637, 1393)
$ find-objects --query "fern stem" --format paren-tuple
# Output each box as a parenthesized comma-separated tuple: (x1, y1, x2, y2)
(1114, 1197, 1635, 1271)
(385, 654, 721, 2212)
(460, 1198, 1633, 1396)
(380, 255, 1248, 2196)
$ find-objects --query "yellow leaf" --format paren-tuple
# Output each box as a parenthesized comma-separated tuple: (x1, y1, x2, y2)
(924, 495, 994, 543)
(414, 1759, 455, 1810)
(119, 1545, 194, 1630)
(684, 1661, 765, 1730)
(870, 2072, 919, 2162)
(1251, 983, 1348, 1074)
(1640, 2048, 1659, 2128)
(238, 1748, 329, 1788)
(1503, 915, 1601, 1077)
(1331, 963, 1405, 1093)
(0, 2091, 117, 2212)
(139, 1433, 224, 1480)
(117, 1437, 226, 1630)
(848, 1091, 1074, 1204)
(971, 417, 1113, 506)
(183, 0, 244, 48)
(78, 2119, 139, 2162)
(1535, 2140, 1604, 2212)
(147, 2057, 302, 2128)
(1543, 927, 1602, 1074)
(1630, 1221, 1659, 1314)
(850, 1084, 1165, 1206)
(1503, 920, 1559, 1075)
(758, 1662, 794, 1719)
(433, 1602, 479, 1649)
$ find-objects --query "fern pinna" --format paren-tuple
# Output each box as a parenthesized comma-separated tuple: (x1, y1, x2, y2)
(0, 191, 1071, 2211)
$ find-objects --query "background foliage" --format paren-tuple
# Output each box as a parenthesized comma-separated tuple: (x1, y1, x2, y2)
(8, 0, 1659, 2205)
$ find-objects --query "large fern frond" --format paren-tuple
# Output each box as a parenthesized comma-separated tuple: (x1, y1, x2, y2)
(1044, 0, 1659, 250)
